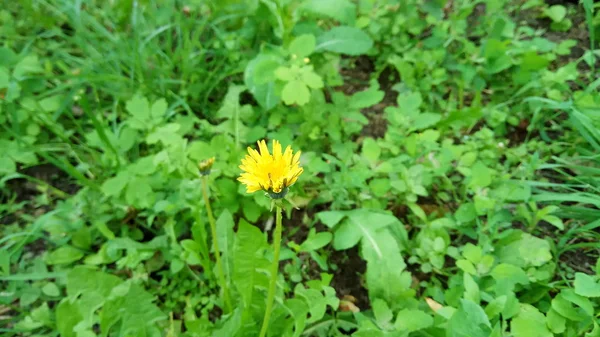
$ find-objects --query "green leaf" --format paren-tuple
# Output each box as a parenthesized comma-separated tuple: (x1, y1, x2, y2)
(362, 229, 412, 304)
(42, 282, 61, 297)
(448, 299, 491, 337)
(511, 304, 552, 337)
(46, 246, 84, 265)
(126, 95, 151, 130)
(216, 209, 235, 279)
(150, 98, 168, 119)
(362, 137, 381, 164)
(56, 300, 83, 337)
(299, 229, 332, 252)
(301, 68, 323, 89)
(468, 161, 493, 189)
(100, 283, 165, 336)
(551, 293, 583, 321)
(301, 0, 356, 24)
(519, 234, 552, 267)
(372, 299, 393, 328)
(13, 55, 43, 79)
(244, 54, 281, 110)
(233, 222, 270, 324)
(281, 80, 310, 106)
(332, 220, 362, 250)
(349, 86, 385, 109)
(456, 259, 477, 275)
(315, 26, 373, 55)
(289, 34, 316, 58)
(574, 273, 600, 297)
(463, 273, 480, 304)
(316, 211, 346, 228)
(0, 66, 9, 88)
(544, 5, 567, 22)
(491, 263, 529, 282)
(0, 156, 16, 175)
(546, 308, 566, 334)
(395, 309, 433, 332)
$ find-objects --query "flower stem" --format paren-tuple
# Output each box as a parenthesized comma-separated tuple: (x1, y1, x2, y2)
(201, 176, 233, 314)
(259, 206, 283, 337)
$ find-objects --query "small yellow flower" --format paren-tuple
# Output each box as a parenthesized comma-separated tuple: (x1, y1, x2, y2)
(238, 139, 303, 198)
(198, 157, 215, 176)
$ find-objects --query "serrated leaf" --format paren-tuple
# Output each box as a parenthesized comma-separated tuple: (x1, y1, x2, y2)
(282, 80, 310, 105)
(126, 95, 151, 130)
(233, 222, 270, 324)
(301, 69, 323, 89)
(315, 26, 373, 55)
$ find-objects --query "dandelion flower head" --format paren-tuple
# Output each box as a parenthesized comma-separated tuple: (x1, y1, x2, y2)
(238, 139, 303, 198)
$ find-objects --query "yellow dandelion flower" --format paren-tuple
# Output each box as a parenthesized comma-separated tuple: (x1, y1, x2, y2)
(238, 139, 303, 198)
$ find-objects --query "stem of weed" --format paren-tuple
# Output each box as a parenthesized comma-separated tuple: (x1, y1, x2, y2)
(259, 206, 283, 337)
(201, 175, 233, 314)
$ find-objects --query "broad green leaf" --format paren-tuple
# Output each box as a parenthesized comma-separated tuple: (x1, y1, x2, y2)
(551, 293, 583, 321)
(150, 98, 168, 119)
(100, 282, 165, 336)
(46, 246, 84, 265)
(332, 220, 362, 250)
(491, 263, 530, 290)
(301, 68, 323, 89)
(233, 222, 270, 324)
(244, 54, 281, 110)
(56, 300, 83, 337)
(294, 283, 339, 324)
(349, 86, 384, 109)
(574, 273, 600, 297)
(362, 137, 381, 164)
(289, 34, 316, 58)
(544, 5, 567, 22)
(546, 308, 566, 334)
(13, 55, 43, 79)
(281, 80, 310, 106)
(372, 299, 393, 328)
(299, 229, 332, 252)
(216, 209, 235, 279)
(315, 26, 373, 55)
(468, 161, 493, 189)
(0, 66, 9, 88)
(456, 259, 477, 275)
(301, 0, 356, 24)
(511, 304, 552, 337)
(363, 229, 412, 304)
(395, 309, 433, 332)
(448, 299, 491, 337)
(0, 156, 16, 175)
(463, 273, 480, 304)
(316, 211, 346, 228)
(42, 282, 60, 297)
(126, 95, 151, 130)
(519, 234, 552, 267)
